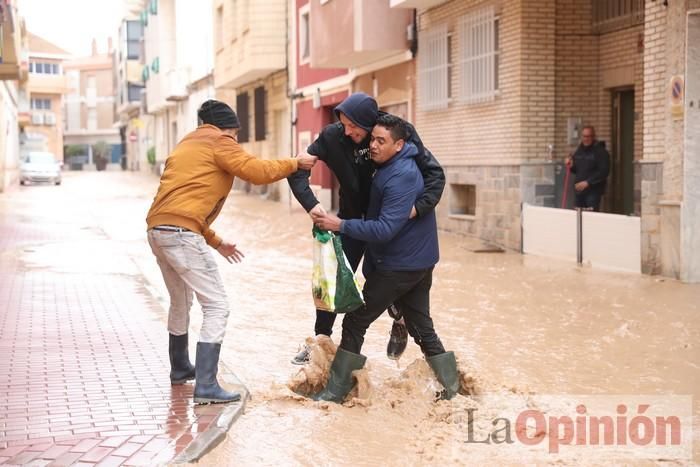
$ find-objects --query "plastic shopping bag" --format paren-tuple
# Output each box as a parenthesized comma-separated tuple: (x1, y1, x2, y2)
(311, 226, 364, 313)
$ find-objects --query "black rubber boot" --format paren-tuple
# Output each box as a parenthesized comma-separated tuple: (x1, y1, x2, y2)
(169, 333, 195, 385)
(193, 342, 241, 404)
(313, 348, 366, 403)
(386, 320, 408, 360)
(426, 351, 461, 400)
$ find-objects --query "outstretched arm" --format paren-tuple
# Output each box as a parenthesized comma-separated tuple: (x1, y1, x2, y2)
(215, 133, 315, 185)
(287, 133, 329, 212)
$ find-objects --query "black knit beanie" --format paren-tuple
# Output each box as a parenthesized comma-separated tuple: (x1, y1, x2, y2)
(198, 99, 240, 129)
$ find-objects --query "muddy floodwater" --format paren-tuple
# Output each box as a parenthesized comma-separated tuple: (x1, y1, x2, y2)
(159, 179, 698, 466)
(15, 173, 698, 465)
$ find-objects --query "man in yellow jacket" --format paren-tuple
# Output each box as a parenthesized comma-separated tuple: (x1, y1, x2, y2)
(146, 99, 317, 404)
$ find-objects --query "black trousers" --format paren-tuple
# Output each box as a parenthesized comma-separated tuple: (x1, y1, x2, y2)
(340, 267, 445, 357)
(574, 189, 603, 212)
(314, 233, 365, 336)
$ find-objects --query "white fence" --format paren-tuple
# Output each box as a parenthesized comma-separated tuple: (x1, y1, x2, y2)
(522, 204, 641, 274)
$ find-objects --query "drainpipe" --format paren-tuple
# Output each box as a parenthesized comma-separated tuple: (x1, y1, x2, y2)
(409, 9, 418, 58)
(286, 0, 304, 210)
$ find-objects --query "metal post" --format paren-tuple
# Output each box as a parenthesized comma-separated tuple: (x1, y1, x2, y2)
(520, 202, 524, 254)
(576, 207, 583, 264)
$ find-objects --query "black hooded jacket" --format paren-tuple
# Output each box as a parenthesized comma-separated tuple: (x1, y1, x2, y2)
(570, 140, 610, 193)
(287, 97, 445, 220)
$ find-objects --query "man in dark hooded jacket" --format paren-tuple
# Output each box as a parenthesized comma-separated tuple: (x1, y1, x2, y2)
(310, 114, 460, 403)
(566, 125, 610, 212)
(288, 92, 445, 364)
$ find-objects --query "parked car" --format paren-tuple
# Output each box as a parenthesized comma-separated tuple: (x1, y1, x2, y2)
(19, 151, 62, 185)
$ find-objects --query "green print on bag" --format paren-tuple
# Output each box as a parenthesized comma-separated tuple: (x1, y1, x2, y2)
(311, 226, 364, 313)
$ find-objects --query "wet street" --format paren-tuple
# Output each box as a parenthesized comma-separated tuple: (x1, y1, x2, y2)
(4, 171, 699, 466)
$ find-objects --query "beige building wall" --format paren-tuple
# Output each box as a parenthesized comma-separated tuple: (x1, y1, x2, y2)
(213, 0, 286, 90)
(416, 0, 536, 249)
(354, 60, 415, 121)
(26, 66, 68, 160)
(63, 51, 120, 164)
(25, 92, 66, 161)
(213, 0, 289, 199)
(415, 0, 656, 256)
(416, 0, 522, 168)
(0, 81, 21, 191)
(554, 0, 599, 157)
(641, 0, 700, 280)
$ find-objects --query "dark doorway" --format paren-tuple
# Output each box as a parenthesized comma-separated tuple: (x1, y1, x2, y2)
(610, 89, 635, 214)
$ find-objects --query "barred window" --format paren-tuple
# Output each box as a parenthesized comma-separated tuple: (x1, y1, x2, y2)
(592, 0, 644, 33)
(236, 92, 249, 143)
(254, 86, 267, 141)
(459, 6, 499, 104)
(418, 23, 450, 111)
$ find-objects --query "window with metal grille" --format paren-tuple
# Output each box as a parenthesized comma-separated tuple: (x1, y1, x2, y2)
(459, 6, 499, 104)
(418, 23, 450, 111)
(592, 0, 644, 33)
(236, 92, 249, 143)
(254, 86, 267, 141)
(127, 84, 143, 102)
(31, 98, 51, 110)
(126, 21, 143, 59)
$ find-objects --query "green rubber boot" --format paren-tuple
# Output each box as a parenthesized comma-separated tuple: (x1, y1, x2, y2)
(313, 348, 366, 403)
(426, 351, 461, 400)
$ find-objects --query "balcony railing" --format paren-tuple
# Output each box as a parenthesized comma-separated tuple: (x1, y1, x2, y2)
(390, 0, 450, 9)
(592, 0, 644, 33)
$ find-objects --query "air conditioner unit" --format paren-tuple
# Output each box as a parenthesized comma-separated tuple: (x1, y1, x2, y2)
(44, 113, 56, 125)
(31, 112, 44, 125)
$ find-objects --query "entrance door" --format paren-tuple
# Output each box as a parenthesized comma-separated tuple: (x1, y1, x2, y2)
(610, 89, 635, 215)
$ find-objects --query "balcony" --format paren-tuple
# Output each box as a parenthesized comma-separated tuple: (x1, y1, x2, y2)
(165, 67, 189, 101)
(389, 0, 450, 8)
(213, 0, 286, 89)
(310, 0, 413, 69)
(0, 0, 23, 79)
(28, 73, 69, 94)
(125, 61, 144, 84)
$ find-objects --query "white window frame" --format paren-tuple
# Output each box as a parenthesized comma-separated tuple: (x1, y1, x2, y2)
(459, 6, 499, 104)
(299, 4, 311, 65)
(418, 23, 450, 111)
(87, 108, 97, 131)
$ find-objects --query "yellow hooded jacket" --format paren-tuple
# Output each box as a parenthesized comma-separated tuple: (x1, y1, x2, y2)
(146, 124, 298, 248)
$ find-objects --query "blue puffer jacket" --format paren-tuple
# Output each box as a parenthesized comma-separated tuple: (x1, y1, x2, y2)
(340, 142, 439, 272)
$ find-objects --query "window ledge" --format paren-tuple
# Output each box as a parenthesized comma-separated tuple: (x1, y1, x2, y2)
(448, 214, 476, 221)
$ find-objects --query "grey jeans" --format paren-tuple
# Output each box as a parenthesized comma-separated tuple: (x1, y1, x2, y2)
(147, 229, 230, 343)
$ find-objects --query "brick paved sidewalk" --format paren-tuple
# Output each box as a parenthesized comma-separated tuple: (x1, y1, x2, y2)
(0, 214, 244, 465)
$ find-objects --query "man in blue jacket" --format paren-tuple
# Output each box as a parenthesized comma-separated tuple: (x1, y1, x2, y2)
(311, 114, 460, 403)
(288, 92, 445, 364)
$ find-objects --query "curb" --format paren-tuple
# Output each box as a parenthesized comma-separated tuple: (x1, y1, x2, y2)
(169, 366, 251, 464)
